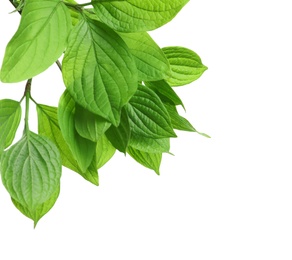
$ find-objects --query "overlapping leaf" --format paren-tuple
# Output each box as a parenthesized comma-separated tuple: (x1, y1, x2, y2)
(164, 103, 210, 137)
(105, 108, 130, 153)
(37, 104, 99, 185)
(75, 104, 111, 142)
(127, 147, 162, 175)
(0, 99, 21, 154)
(58, 91, 96, 173)
(145, 80, 184, 108)
(126, 84, 176, 139)
(0, 0, 71, 82)
(96, 135, 116, 169)
(129, 133, 170, 154)
(119, 32, 170, 81)
(0, 132, 62, 211)
(62, 16, 138, 126)
(162, 46, 208, 86)
(93, 0, 189, 32)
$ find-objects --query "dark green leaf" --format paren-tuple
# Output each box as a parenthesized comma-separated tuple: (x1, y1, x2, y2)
(144, 80, 184, 108)
(0, 132, 62, 211)
(105, 108, 130, 153)
(162, 46, 208, 86)
(127, 146, 162, 175)
(164, 103, 210, 137)
(0, 0, 72, 82)
(0, 99, 21, 154)
(93, 0, 189, 32)
(62, 16, 137, 126)
(118, 32, 170, 81)
(37, 104, 99, 185)
(126, 84, 176, 139)
(75, 104, 111, 142)
(58, 91, 96, 173)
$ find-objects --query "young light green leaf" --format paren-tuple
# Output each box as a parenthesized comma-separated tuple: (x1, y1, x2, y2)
(0, 99, 21, 154)
(11, 185, 60, 227)
(37, 104, 99, 185)
(118, 32, 170, 81)
(145, 80, 184, 108)
(58, 91, 96, 173)
(164, 103, 210, 137)
(62, 17, 138, 126)
(96, 135, 116, 169)
(162, 46, 208, 86)
(93, 0, 189, 32)
(127, 146, 162, 175)
(126, 84, 176, 139)
(0, 132, 62, 211)
(129, 133, 170, 154)
(0, 0, 72, 83)
(75, 104, 111, 142)
(105, 108, 130, 153)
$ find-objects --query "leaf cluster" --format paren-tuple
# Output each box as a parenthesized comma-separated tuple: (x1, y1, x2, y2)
(0, 0, 208, 225)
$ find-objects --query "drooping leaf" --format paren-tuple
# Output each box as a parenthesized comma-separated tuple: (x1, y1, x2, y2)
(118, 32, 170, 81)
(105, 108, 130, 153)
(96, 135, 116, 169)
(62, 16, 138, 126)
(163, 103, 210, 137)
(127, 146, 162, 175)
(93, 0, 189, 32)
(0, 132, 62, 211)
(0, 99, 21, 154)
(75, 104, 111, 142)
(126, 84, 176, 139)
(0, 0, 72, 82)
(11, 185, 60, 227)
(37, 104, 99, 185)
(145, 80, 184, 108)
(129, 133, 170, 154)
(58, 91, 96, 173)
(162, 46, 208, 86)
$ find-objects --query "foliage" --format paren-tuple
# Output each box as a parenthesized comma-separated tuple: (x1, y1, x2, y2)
(0, 0, 208, 225)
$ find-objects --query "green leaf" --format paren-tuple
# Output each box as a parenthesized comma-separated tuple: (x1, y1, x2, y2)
(118, 32, 170, 81)
(58, 91, 96, 173)
(93, 0, 189, 32)
(105, 108, 130, 153)
(75, 104, 111, 142)
(62, 16, 138, 126)
(162, 46, 208, 86)
(96, 135, 116, 169)
(37, 104, 99, 185)
(0, 132, 62, 211)
(0, 0, 72, 83)
(127, 146, 162, 175)
(145, 80, 184, 108)
(126, 84, 176, 139)
(163, 103, 210, 137)
(0, 99, 21, 154)
(129, 133, 170, 153)
(11, 185, 60, 227)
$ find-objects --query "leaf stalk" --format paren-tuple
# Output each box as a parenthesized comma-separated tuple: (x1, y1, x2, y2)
(24, 79, 32, 134)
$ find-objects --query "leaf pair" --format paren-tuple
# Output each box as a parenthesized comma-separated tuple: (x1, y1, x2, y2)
(0, 99, 61, 226)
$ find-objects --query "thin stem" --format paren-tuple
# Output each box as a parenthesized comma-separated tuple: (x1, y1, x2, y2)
(64, 0, 126, 9)
(24, 79, 32, 134)
(56, 60, 62, 72)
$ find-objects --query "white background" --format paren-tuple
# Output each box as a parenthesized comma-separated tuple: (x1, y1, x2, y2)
(1, 0, 292, 259)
